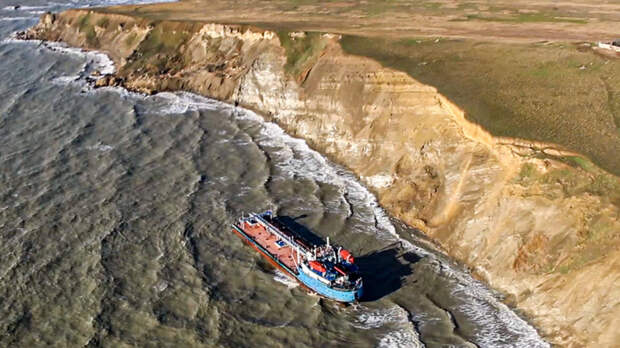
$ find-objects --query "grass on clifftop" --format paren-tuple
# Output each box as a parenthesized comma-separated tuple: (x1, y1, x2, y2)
(122, 21, 195, 75)
(457, 13, 588, 24)
(76, 13, 98, 46)
(276, 31, 327, 80)
(96, 0, 620, 176)
(341, 36, 620, 176)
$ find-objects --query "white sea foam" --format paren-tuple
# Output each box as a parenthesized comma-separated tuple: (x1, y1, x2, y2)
(102, 90, 545, 347)
(421, 255, 549, 348)
(51, 75, 80, 84)
(146, 92, 219, 115)
(6, 39, 116, 88)
(0, 0, 176, 24)
(378, 328, 425, 348)
(363, 174, 395, 189)
(1, 37, 42, 45)
(354, 305, 424, 348)
(1, 39, 115, 84)
(230, 103, 548, 347)
(43, 41, 115, 75)
(89, 0, 176, 5)
(11, 40, 548, 347)
(272, 270, 299, 289)
(2, 5, 51, 11)
(229, 104, 547, 348)
(232, 108, 409, 246)
(0, 17, 36, 21)
(87, 142, 114, 152)
(354, 306, 410, 330)
(451, 278, 548, 348)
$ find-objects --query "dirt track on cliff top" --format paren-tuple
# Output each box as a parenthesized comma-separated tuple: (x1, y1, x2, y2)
(100, 0, 620, 42)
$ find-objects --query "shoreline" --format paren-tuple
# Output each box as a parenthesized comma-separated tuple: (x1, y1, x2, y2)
(19, 9, 620, 347)
(14, 32, 547, 344)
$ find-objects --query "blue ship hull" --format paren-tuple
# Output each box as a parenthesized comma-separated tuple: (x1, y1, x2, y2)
(296, 267, 362, 303)
(232, 224, 362, 303)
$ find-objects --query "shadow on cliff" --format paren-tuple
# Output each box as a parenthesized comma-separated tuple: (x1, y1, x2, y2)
(275, 215, 420, 302)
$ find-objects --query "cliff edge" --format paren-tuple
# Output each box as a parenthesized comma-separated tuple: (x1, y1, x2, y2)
(20, 10, 620, 347)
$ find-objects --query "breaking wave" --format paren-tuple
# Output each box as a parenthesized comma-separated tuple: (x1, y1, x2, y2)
(355, 305, 424, 348)
(13, 35, 550, 348)
(272, 270, 299, 289)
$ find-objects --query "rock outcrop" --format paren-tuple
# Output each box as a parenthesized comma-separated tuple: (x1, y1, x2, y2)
(22, 10, 620, 347)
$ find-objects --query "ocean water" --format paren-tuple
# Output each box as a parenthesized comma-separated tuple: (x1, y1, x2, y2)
(0, 1, 550, 347)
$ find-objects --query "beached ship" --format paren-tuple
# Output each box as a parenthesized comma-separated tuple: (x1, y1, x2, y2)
(232, 211, 363, 302)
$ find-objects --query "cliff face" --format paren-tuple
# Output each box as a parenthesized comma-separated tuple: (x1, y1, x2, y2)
(22, 10, 620, 347)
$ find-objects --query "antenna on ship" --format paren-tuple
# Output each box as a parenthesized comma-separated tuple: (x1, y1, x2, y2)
(326, 237, 330, 247)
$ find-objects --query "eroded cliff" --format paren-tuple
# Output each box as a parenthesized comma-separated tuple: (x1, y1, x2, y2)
(20, 10, 620, 347)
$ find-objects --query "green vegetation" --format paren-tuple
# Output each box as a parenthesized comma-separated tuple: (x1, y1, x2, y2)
(124, 32, 138, 46)
(85, 27, 97, 45)
(123, 21, 195, 75)
(589, 173, 620, 206)
(515, 160, 620, 206)
(363, 0, 399, 17)
(276, 31, 327, 80)
(96, 17, 110, 28)
(541, 168, 593, 197)
(517, 163, 539, 181)
(515, 161, 620, 275)
(456, 2, 479, 10)
(76, 13, 90, 32)
(76, 14, 98, 46)
(97, 0, 620, 176)
(340, 35, 620, 175)
(281, 0, 320, 11)
(97, 1, 620, 176)
(555, 213, 618, 274)
(423, 2, 442, 10)
(567, 156, 594, 172)
(461, 13, 587, 24)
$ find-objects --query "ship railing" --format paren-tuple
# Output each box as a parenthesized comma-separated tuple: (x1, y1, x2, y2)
(330, 280, 361, 291)
(251, 213, 309, 254)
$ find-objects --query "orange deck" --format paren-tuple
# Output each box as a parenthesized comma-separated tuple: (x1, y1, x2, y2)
(239, 221, 300, 272)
